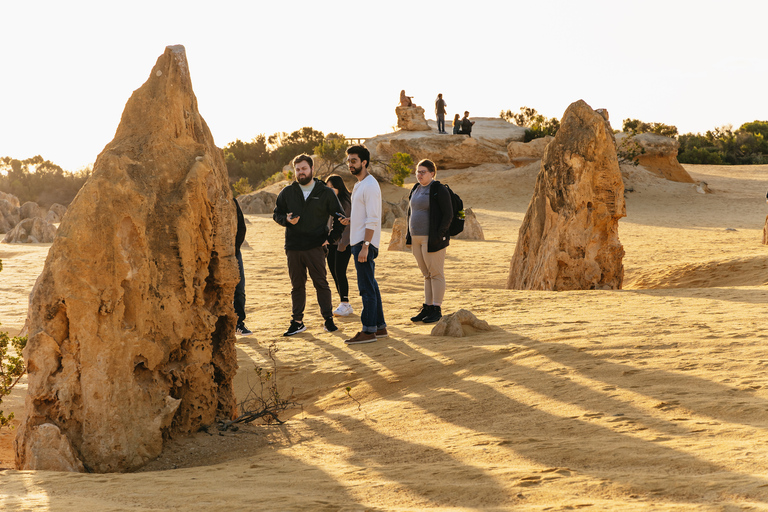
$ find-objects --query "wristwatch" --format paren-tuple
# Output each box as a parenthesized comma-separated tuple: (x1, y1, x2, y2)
(364, 241, 370, 246)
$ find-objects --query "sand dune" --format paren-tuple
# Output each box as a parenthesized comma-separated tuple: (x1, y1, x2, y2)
(1, 163, 767, 510)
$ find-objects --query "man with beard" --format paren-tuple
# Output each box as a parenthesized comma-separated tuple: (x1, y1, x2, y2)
(273, 154, 347, 336)
(344, 145, 387, 344)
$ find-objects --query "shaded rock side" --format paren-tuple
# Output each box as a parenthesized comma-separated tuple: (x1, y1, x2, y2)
(20, 201, 43, 220)
(507, 136, 554, 168)
(15, 45, 239, 473)
(453, 208, 484, 240)
(0, 191, 20, 208)
(45, 203, 68, 224)
(395, 105, 430, 131)
(615, 132, 694, 183)
(237, 190, 277, 214)
(2, 217, 57, 243)
(0, 199, 21, 233)
(507, 100, 626, 291)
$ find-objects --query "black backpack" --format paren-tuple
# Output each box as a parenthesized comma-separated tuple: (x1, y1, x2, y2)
(443, 184, 465, 236)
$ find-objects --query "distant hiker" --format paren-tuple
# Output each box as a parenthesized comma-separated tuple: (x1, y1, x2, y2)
(406, 159, 453, 324)
(344, 145, 387, 345)
(273, 154, 347, 336)
(234, 197, 252, 336)
(452, 113, 461, 134)
(324, 174, 354, 317)
(435, 93, 447, 134)
(399, 89, 414, 107)
(461, 111, 475, 137)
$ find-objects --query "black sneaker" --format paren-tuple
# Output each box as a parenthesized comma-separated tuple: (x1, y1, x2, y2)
(236, 324, 253, 336)
(422, 306, 442, 324)
(410, 304, 430, 322)
(324, 318, 338, 332)
(283, 321, 307, 336)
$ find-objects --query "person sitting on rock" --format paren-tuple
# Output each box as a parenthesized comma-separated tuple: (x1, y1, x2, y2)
(461, 111, 475, 137)
(452, 114, 461, 134)
(399, 90, 414, 107)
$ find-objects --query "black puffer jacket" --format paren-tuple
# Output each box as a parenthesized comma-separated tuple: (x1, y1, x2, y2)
(273, 179, 345, 251)
(405, 180, 453, 252)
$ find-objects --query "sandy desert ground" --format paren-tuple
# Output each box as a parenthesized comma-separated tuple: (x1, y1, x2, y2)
(1, 162, 767, 511)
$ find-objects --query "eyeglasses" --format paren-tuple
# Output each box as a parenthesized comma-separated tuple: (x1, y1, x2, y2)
(415, 171, 431, 175)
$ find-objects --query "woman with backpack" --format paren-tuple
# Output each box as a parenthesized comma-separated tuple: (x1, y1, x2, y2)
(405, 159, 453, 324)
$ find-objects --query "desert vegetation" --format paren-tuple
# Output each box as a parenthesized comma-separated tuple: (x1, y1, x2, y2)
(0, 156, 90, 207)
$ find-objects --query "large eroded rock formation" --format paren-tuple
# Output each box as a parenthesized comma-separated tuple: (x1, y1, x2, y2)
(507, 100, 626, 291)
(15, 45, 239, 472)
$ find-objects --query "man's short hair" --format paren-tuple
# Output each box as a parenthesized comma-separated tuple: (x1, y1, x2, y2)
(292, 154, 314, 169)
(346, 145, 370, 169)
(464, 111, 469, 116)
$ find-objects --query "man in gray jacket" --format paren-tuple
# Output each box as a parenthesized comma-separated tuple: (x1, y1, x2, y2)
(273, 154, 347, 336)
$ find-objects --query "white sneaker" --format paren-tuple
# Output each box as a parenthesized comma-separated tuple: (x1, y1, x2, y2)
(333, 303, 353, 316)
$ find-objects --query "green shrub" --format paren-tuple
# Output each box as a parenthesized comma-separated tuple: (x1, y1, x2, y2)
(677, 147, 724, 165)
(232, 177, 253, 196)
(388, 152, 414, 187)
(622, 119, 678, 138)
(501, 106, 559, 140)
(0, 259, 27, 430)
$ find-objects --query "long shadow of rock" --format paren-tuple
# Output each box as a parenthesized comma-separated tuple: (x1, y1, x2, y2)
(363, 333, 768, 503)
(302, 414, 512, 509)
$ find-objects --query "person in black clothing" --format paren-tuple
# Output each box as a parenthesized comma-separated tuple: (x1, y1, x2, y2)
(324, 174, 354, 317)
(273, 154, 347, 336)
(234, 197, 252, 336)
(405, 159, 453, 324)
(461, 111, 475, 137)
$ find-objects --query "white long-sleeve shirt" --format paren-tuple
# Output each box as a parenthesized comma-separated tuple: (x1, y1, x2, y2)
(350, 174, 382, 248)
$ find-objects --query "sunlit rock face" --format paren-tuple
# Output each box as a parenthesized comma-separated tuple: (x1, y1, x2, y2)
(15, 45, 239, 473)
(508, 100, 626, 291)
(615, 132, 694, 183)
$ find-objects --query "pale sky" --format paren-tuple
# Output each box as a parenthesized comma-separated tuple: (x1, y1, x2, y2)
(1, 0, 766, 172)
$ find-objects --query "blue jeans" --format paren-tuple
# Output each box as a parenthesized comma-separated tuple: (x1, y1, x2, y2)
(351, 243, 386, 334)
(437, 114, 445, 133)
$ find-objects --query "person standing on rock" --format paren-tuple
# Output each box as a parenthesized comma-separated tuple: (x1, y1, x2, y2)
(461, 111, 475, 137)
(405, 159, 453, 324)
(273, 154, 347, 336)
(435, 93, 447, 134)
(234, 197, 252, 336)
(344, 145, 387, 344)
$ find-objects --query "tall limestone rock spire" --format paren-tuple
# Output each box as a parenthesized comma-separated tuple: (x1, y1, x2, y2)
(15, 45, 239, 472)
(507, 100, 626, 291)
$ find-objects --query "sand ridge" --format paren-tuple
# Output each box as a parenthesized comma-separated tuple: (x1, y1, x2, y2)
(1, 163, 768, 510)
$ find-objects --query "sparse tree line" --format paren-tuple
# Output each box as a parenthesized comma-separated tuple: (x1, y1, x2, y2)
(5, 111, 767, 205)
(0, 156, 90, 207)
(501, 106, 768, 165)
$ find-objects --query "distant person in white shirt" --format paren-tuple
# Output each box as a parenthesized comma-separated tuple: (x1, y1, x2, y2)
(344, 145, 387, 345)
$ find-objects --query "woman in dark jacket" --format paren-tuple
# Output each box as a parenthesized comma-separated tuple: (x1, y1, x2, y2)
(405, 159, 453, 323)
(325, 174, 354, 317)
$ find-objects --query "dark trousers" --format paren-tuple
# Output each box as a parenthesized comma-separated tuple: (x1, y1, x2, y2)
(234, 249, 246, 324)
(351, 243, 386, 334)
(327, 244, 351, 303)
(286, 246, 333, 322)
(437, 114, 445, 133)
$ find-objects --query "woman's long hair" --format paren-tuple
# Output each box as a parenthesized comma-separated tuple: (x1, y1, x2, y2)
(325, 174, 351, 205)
